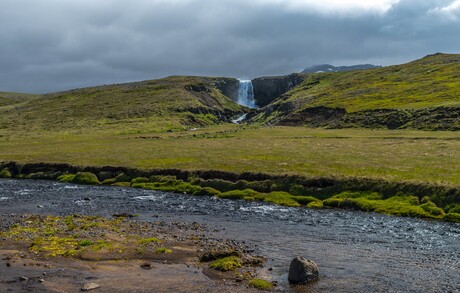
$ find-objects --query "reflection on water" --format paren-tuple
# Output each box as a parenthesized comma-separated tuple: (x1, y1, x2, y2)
(0, 179, 459, 292)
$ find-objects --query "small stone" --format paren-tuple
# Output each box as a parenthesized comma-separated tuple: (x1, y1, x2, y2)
(19, 276, 28, 281)
(288, 256, 319, 284)
(6, 262, 11, 267)
(37, 205, 44, 208)
(81, 282, 100, 291)
(140, 263, 152, 270)
(268, 267, 273, 271)
(39, 279, 45, 283)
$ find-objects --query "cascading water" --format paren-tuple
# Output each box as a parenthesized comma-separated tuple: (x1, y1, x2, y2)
(237, 80, 256, 108)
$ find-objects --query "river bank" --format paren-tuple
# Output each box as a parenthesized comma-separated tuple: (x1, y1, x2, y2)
(1, 161, 459, 223)
(0, 212, 269, 292)
(1, 179, 459, 292)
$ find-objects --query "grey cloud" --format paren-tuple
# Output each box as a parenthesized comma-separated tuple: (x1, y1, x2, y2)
(0, 0, 459, 93)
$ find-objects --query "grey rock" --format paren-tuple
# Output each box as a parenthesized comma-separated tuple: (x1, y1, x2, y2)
(19, 276, 28, 281)
(81, 282, 100, 291)
(288, 256, 319, 284)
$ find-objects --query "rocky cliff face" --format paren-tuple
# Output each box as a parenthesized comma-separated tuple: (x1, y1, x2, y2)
(214, 78, 239, 102)
(252, 73, 306, 107)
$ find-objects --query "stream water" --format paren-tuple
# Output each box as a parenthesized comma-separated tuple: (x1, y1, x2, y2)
(0, 179, 459, 292)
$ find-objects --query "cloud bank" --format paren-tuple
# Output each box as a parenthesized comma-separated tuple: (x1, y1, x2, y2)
(0, 0, 459, 93)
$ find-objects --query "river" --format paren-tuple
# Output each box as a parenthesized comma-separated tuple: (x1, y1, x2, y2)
(0, 179, 458, 292)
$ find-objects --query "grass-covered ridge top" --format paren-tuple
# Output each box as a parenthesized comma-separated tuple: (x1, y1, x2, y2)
(0, 76, 243, 135)
(255, 53, 460, 129)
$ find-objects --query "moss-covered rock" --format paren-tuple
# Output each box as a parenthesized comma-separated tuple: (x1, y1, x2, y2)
(0, 168, 12, 178)
(249, 278, 273, 291)
(209, 256, 242, 271)
(72, 172, 99, 185)
(131, 177, 150, 184)
(57, 174, 76, 183)
(443, 213, 460, 223)
(307, 200, 324, 208)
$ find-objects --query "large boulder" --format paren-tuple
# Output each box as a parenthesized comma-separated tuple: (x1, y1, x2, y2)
(288, 256, 319, 284)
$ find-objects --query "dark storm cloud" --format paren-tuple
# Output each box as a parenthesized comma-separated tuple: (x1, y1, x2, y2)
(0, 0, 459, 93)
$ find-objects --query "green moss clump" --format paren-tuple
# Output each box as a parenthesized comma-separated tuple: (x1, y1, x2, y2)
(218, 189, 260, 200)
(131, 177, 150, 184)
(249, 278, 273, 291)
(0, 168, 12, 178)
(57, 172, 99, 185)
(447, 204, 460, 214)
(57, 174, 76, 183)
(443, 213, 460, 223)
(72, 172, 99, 185)
(200, 179, 237, 192)
(420, 201, 445, 216)
(289, 184, 307, 196)
(307, 200, 324, 208)
(260, 192, 301, 207)
(156, 247, 172, 254)
(78, 239, 93, 247)
(293, 195, 318, 205)
(209, 256, 242, 271)
(323, 192, 445, 219)
(138, 237, 160, 245)
(102, 178, 117, 185)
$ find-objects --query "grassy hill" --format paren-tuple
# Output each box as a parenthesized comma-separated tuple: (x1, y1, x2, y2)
(254, 53, 460, 130)
(0, 76, 243, 136)
(0, 92, 40, 107)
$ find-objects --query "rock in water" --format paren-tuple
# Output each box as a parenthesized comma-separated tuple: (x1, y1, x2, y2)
(288, 256, 319, 284)
(81, 282, 100, 291)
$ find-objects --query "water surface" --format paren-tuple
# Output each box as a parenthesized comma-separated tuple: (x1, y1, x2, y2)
(0, 179, 458, 292)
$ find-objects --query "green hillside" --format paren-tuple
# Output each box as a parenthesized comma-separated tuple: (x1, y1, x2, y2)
(0, 76, 243, 136)
(0, 92, 40, 107)
(254, 53, 460, 130)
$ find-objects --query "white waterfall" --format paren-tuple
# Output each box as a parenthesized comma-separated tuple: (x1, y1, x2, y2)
(237, 80, 256, 108)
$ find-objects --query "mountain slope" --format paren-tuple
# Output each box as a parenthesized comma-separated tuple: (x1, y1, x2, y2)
(254, 53, 460, 130)
(0, 76, 244, 135)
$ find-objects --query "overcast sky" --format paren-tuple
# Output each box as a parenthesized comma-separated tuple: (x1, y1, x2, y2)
(1, 0, 460, 93)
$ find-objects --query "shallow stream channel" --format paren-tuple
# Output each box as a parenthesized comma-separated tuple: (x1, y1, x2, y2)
(0, 179, 459, 292)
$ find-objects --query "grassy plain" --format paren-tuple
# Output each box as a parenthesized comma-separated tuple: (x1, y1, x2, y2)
(1, 125, 459, 187)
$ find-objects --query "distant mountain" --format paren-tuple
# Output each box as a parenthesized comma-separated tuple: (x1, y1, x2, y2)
(302, 64, 381, 73)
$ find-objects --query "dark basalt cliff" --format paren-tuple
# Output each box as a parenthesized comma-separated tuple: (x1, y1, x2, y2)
(252, 73, 306, 107)
(214, 78, 240, 103)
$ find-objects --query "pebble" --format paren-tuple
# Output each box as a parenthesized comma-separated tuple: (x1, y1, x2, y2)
(81, 282, 100, 291)
(140, 263, 152, 270)
(19, 276, 28, 281)
(39, 279, 45, 283)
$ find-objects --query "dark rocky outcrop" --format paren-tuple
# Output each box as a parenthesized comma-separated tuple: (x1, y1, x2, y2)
(214, 78, 239, 102)
(252, 74, 306, 107)
(288, 257, 319, 284)
(265, 106, 460, 131)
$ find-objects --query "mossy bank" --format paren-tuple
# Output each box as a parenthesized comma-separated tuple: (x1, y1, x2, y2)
(1, 161, 459, 223)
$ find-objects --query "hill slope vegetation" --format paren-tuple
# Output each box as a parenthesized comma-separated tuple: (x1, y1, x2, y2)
(254, 53, 460, 130)
(0, 76, 244, 136)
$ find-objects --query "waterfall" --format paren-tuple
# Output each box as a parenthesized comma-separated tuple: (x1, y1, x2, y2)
(237, 80, 256, 108)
